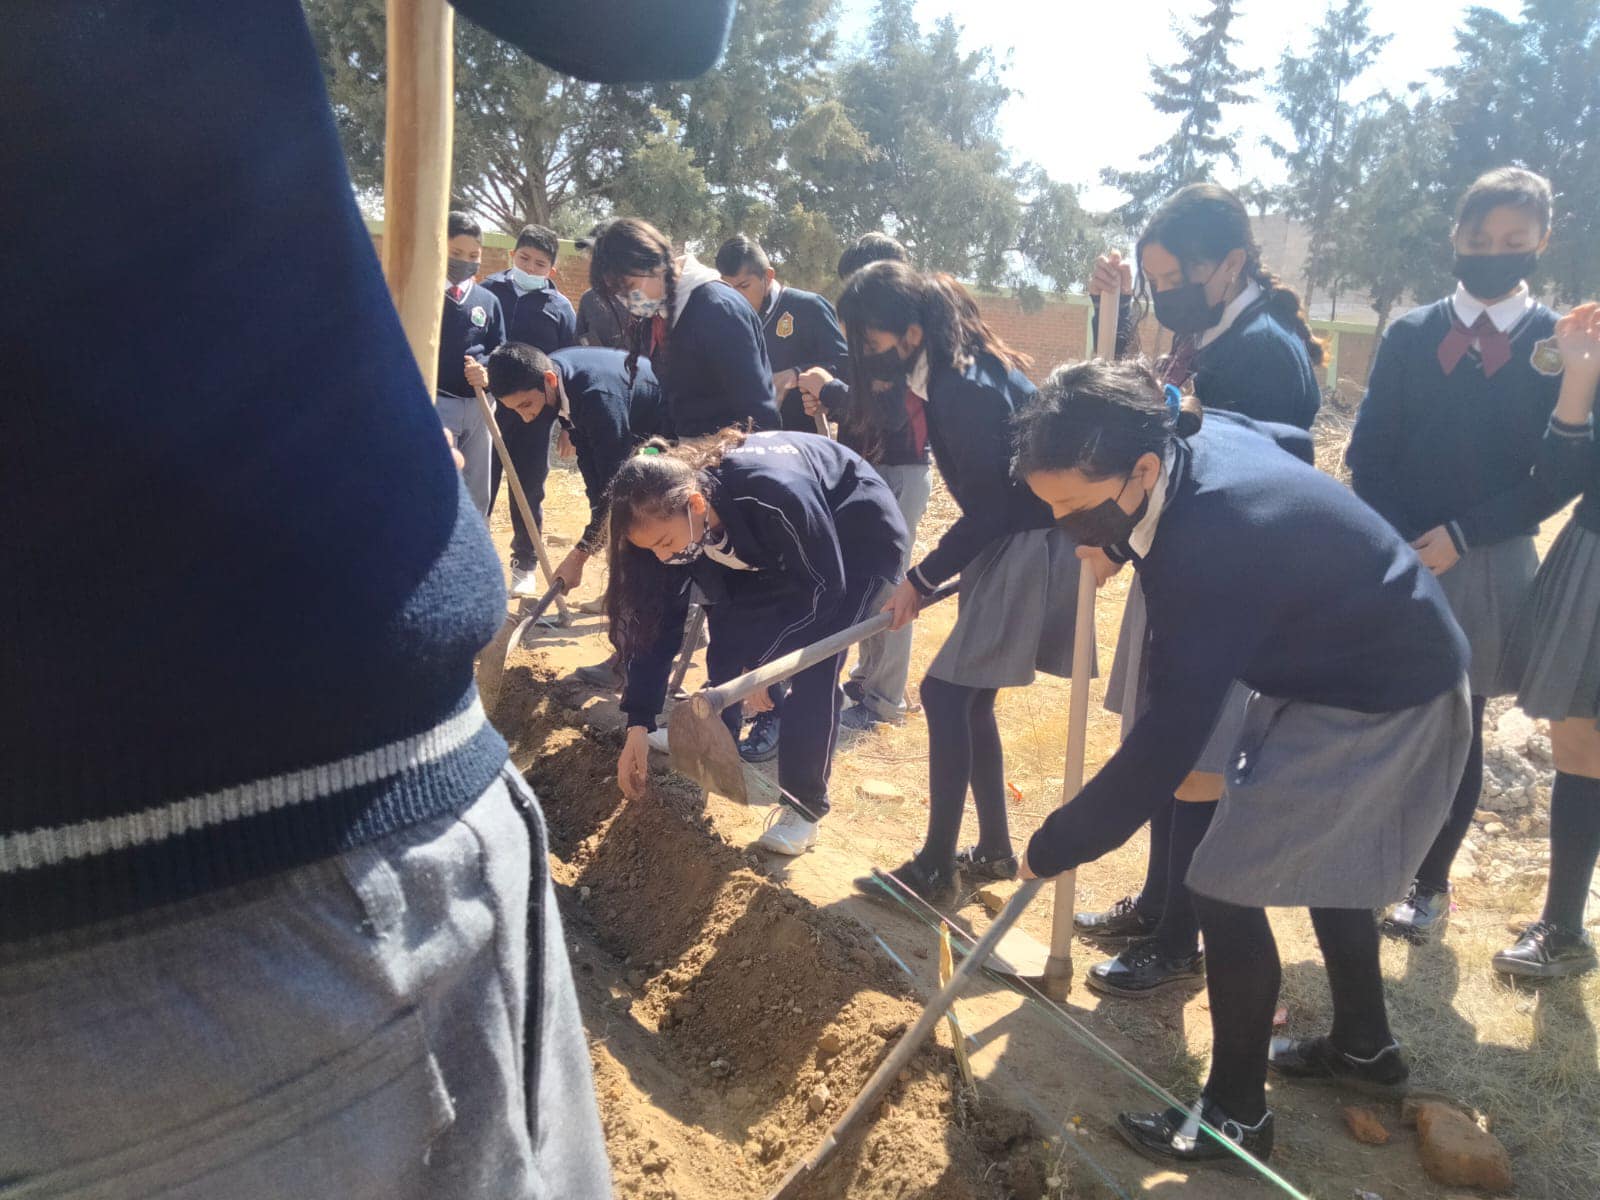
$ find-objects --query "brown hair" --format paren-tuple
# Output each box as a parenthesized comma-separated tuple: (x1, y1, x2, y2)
(1456, 166, 1553, 236)
(587, 217, 679, 384)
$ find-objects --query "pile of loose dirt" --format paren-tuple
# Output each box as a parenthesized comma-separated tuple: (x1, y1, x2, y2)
(501, 671, 1056, 1199)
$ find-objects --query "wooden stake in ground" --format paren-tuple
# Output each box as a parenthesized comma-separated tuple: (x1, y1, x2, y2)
(1032, 284, 1119, 1001)
(380, 0, 454, 399)
(473, 385, 573, 625)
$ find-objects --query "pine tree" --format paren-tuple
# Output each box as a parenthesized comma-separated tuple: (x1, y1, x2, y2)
(1266, 0, 1388, 308)
(1101, 0, 1262, 225)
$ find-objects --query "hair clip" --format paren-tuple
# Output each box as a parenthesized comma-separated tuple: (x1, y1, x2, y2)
(1163, 384, 1182, 416)
(639, 445, 661, 457)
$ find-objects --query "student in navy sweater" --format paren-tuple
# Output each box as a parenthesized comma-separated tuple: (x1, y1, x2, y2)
(1015, 361, 1470, 1167)
(606, 430, 908, 856)
(586, 217, 781, 437)
(436, 211, 507, 516)
(0, 0, 744, 1189)
(486, 343, 665, 594)
(1074, 183, 1327, 997)
(1496, 302, 1600, 977)
(1348, 168, 1582, 941)
(716, 234, 849, 434)
(480, 224, 578, 590)
(840, 262, 1091, 904)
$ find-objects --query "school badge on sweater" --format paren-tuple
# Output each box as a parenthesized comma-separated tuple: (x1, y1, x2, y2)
(1531, 335, 1564, 376)
(776, 312, 794, 338)
(471, 306, 488, 328)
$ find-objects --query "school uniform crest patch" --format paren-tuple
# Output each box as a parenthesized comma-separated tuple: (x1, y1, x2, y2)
(1530, 335, 1564, 377)
(471, 305, 488, 328)
(776, 312, 794, 338)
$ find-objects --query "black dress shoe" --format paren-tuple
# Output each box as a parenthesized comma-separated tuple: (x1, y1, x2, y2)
(843, 679, 865, 706)
(955, 845, 1018, 882)
(1073, 894, 1159, 943)
(739, 711, 781, 762)
(1086, 938, 1205, 998)
(856, 857, 959, 908)
(1493, 920, 1598, 979)
(1117, 1096, 1273, 1166)
(1269, 1035, 1409, 1098)
(1381, 882, 1450, 942)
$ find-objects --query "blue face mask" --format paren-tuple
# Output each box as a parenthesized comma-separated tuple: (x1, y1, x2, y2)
(624, 288, 667, 319)
(510, 266, 548, 291)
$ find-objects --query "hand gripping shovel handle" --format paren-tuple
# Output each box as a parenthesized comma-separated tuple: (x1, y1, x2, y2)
(687, 581, 956, 722)
(766, 878, 1044, 1200)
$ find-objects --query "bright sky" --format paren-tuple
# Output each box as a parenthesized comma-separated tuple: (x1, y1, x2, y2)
(833, 0, 1525, 211)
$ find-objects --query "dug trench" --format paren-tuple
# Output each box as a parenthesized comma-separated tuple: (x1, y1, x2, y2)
(504, 670, 1061, 1200)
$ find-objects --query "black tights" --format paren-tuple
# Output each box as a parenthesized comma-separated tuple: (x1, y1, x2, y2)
(1195, 896, 1393, 1124)
(919, 676, 1011, 870)
(1414, 694, 1487, 892)
(1543, 771, 1600, 929)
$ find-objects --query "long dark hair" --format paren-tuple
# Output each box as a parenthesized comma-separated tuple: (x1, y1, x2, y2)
(603, 428, 747, 656)
(1014, 360, 1179, 483)
(931, 273, 1034, 374)
(587, 217, 679, 384)
(835, 261, 963, 461)
(1133, 183, 1325, 367)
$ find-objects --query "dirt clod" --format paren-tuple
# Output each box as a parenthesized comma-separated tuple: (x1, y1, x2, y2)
(808, 1082, 832, 1114)
(1342, 1105, 1391, 1145)
(816, 1030, 845, 1059)
(1414, 1101, 1513, 1192)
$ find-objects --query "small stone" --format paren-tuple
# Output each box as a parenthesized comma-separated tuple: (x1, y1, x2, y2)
(808, 1082, 831, 1114)
(897, 1069, 912, 1083)
(1414, 1101, 1513, 1192)
(1483, 821, 1508, 836)
(855, 778, 905, 803)
(816, 1030, 845, 1059)
(579, 886, 592, 901)
(640, 1155, 670, 1174)
(738, 957, 752, 969)
(709, 1057, 733, 1078)
(1342, 1105, 1390, 1145)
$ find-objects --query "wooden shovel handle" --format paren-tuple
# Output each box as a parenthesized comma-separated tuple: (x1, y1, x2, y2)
(812, 407, 832, 439)
(689, 581, 956, 720)
(474, 385, 573, 623)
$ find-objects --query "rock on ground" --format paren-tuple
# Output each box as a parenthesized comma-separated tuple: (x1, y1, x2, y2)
(1413, 1101, 1513, 1192)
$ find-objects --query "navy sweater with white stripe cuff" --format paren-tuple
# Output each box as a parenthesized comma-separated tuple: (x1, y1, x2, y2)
(1026, 418, 1467, 880)
(2, 1, 509, 943)
(620, 433, 907, 729)
(553, 348, 665, 552)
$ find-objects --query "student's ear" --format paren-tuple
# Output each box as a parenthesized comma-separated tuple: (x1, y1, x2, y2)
(543, 370, 561, 396)
(1220, 247, 1248, 291)
(764, 267, 777, 285)
(1133, 450, 1163, 490)
(902, 323, 925, 356)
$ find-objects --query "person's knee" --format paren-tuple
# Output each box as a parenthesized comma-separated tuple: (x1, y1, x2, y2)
(1552, 718, 1600, 778)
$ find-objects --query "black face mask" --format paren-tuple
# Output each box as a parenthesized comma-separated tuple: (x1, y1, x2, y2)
(857, 345, 913, 431)
(1151, 263, 1227, 336)
(859, 345, 907, 384)
(1055, 475, 1150, 549)
(1454, 251, 1537, 302)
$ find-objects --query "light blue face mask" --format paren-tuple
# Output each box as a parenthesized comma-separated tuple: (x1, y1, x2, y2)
(510, 266, 548, 291)
(624, 288, 667, 319)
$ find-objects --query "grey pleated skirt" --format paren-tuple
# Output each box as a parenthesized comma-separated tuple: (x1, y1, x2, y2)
(1498, 521, 1600, 727)
(1436, 534, 1538, 696)
(925, 528, 1092, 689)
(1104, 578, 1252, 774)
(1187, 678, 1473, 909)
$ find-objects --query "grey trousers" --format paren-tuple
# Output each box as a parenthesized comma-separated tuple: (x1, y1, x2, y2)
(848, 462, 932, 719)
(437, 391, 494, 516)
(0, 769, 610, 1200)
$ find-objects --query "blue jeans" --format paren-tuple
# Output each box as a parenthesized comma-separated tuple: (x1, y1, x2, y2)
(0, 769, 609, 1200)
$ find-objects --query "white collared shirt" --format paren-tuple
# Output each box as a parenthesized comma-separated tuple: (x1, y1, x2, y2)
(907, 351, 930, 401)
(761, 279, 784, 328)
(1197, 280, 1263, 350)
(1450, 281, 1533, 333)
(1127, 446, 1176, 560)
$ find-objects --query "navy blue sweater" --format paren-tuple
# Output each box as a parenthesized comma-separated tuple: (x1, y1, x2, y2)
(760, 286, 850, 431)
(2, 0, 509, 941)
(1533, 416, 1600, 533)
(1106, 294, 1321, 429)
(1027, 418, 1467, 878)
(482, 271, 578, 354)
(659, 280, 782, 436)
(438, 281, 507, 398)
(553, 347, 665, 552)
(1348, 298, 1571, 547)
(621, 433, 908, 728)
(908, 354, 1053, 592)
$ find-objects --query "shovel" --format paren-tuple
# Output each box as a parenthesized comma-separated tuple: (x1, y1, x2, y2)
(766, 878, 1044, 1200)
(668, 582, 954, 802)
(477, 577, 568, 714)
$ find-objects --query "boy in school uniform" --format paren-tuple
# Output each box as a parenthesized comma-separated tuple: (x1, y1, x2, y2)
(485, 342, 665, 596)
(481, 224, 578, 591)
(436, 210, 506, 516)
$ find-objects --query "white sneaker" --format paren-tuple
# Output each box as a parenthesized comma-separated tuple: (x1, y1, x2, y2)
(510, 562, 540, 597)
(646, 728, 670, 753)
(756, 807, 819, 856)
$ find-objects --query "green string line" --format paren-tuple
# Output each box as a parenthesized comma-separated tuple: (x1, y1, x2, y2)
(863, 872, 1314, 1200)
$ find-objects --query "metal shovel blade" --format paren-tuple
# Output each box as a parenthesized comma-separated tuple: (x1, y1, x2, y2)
(667, 702, 749, 804)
